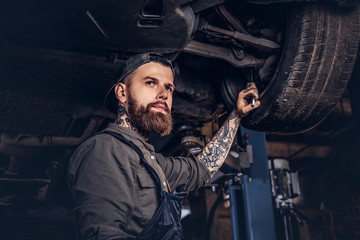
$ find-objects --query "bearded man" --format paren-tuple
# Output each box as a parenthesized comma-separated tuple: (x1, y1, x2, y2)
(68, 53, 260, 240)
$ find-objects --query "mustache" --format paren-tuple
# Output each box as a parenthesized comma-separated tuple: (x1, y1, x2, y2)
(148, 101, 170, 113)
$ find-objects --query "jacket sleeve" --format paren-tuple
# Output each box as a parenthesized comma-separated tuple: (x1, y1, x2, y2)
(155, 153, 211, 194)
(68, 137, 135, 239)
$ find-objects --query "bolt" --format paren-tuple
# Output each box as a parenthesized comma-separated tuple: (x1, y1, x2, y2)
(232, 48, 245, 60)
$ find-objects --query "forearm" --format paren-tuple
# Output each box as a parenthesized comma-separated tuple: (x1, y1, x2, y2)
(196, 109, 240, 176)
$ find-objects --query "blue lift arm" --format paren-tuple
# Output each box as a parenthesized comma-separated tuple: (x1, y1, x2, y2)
(229, 127, 277, 240)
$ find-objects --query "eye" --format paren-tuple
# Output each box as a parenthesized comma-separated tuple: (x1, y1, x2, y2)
(166, 86, 174, 92)
(145, 81, 155, 86)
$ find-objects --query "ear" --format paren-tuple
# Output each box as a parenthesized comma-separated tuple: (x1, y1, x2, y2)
(114, 83, 127, 104)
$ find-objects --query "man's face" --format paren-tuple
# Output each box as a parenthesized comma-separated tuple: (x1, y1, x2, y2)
(125, 62, 175, 136)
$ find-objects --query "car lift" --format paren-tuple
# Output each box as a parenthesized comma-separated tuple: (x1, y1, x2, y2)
(226, 127, 277, 240)
(223, 127, 300, 240)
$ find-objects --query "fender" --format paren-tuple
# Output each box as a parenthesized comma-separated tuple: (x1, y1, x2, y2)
(246, 0, 358, 7)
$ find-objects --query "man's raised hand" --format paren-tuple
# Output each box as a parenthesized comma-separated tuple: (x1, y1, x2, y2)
(236, 82, 261, 118)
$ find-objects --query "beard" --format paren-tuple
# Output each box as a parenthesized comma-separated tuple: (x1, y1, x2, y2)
(127, 92, 173, 136)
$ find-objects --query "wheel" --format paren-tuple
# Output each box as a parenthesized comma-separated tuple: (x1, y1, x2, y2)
(241, 3, 360, 133)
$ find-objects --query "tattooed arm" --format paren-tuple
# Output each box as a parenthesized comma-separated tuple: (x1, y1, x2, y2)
(196, 82, 260, 176)
(196, 110, 241, 176)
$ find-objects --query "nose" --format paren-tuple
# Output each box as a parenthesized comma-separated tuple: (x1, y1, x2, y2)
(157, 86, 169, 100)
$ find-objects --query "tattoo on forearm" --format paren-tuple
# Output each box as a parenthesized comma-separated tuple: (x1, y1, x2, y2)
(197, 110, 240, 176)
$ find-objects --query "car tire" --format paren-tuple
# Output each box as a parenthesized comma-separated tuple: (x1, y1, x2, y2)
(241, 3, 360, 133)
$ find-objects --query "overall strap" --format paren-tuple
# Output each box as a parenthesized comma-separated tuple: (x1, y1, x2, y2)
(99, 130, 163, 191)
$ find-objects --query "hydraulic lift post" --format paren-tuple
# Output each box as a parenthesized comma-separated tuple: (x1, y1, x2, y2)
(229, 127, 277, 240)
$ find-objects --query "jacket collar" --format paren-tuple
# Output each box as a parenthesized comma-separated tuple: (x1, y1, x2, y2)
(106, 123, 156, 153)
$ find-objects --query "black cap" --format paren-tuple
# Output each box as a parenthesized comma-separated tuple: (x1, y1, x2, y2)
(104, 52, 175, 114)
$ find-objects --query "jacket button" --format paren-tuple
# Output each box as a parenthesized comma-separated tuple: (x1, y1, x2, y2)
(150, 155, 155, 160)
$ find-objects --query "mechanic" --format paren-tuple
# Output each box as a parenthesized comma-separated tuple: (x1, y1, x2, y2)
(68, 52, 260, 239)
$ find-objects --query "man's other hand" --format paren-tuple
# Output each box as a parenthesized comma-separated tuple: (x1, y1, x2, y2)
(236, 82, 261, 118)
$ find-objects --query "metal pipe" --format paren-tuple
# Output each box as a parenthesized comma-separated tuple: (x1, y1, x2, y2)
(0, 117, 101, 153)
(184, 40, 264, 68)
(202, 22, 281, 52)
(216, 5, 249, 34)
